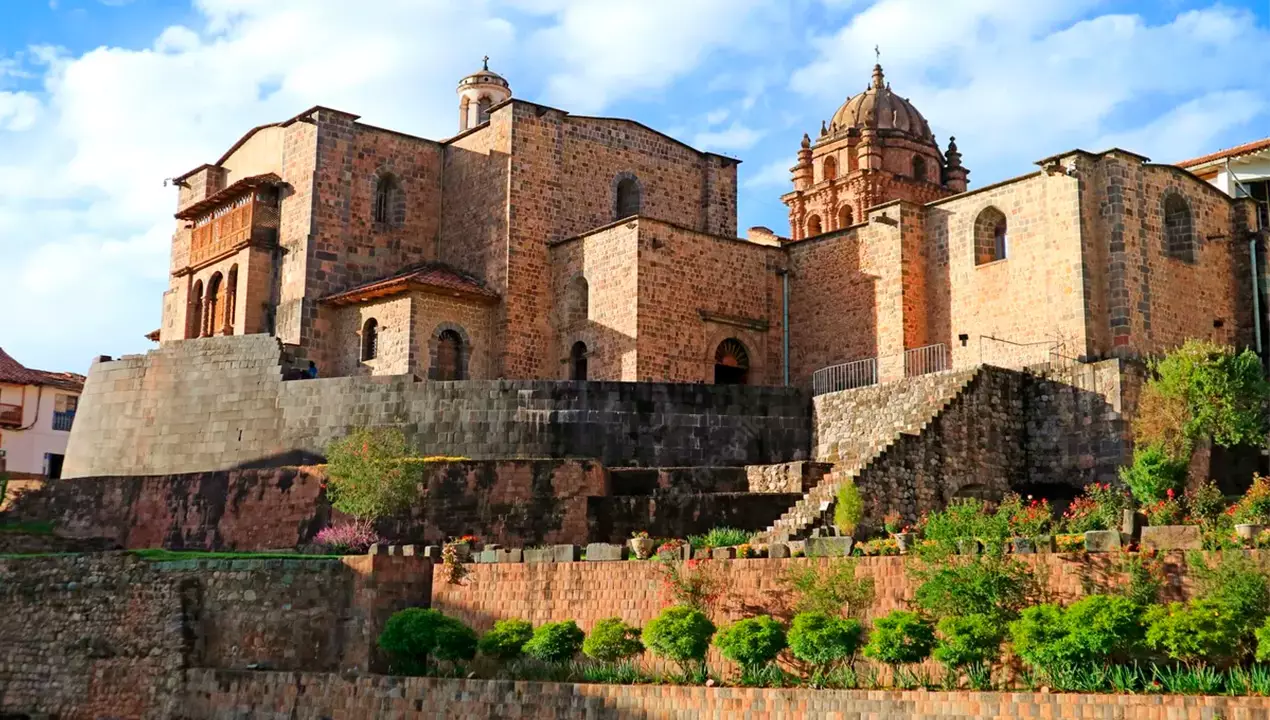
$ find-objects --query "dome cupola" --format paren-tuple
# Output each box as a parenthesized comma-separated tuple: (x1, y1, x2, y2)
(457, 56, 512, 132)
(825, 64, 934, 143)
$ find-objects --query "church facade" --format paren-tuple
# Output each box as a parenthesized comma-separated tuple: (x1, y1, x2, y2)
(157, 62, 1265, 390)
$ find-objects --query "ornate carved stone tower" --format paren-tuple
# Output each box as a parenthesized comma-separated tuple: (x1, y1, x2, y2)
(456, 57, 512, 133)
(781, 64, 969, 240)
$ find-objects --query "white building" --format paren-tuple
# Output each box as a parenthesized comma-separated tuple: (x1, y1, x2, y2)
(1179, 137, 1270, 229)
(0, 348, 84, 479)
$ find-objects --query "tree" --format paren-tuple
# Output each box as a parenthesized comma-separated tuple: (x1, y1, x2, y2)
(324, 427, 421, 521)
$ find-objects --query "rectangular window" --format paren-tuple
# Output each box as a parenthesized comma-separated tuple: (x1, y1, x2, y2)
(55, 394, 78, 413)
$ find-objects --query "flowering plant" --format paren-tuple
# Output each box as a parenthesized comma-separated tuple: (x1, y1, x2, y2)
(314, 521, 385, 554)
(657, 538, 687, 554)
(455, 535, 480, 546)
(883, 511, 903, 535)
(1008, 496, 1053, 537)
(858, 538, 901, 556)
(1231, 475, 1270, 525)
(658, 556, 725, 612)
(735, 543, 756, 559)
(1144, 489, 1186, 526)
(1063, 483, 1130, 533)
(1054, 533, 1086, 553)
(631, 530, 650, 539)
(441, 541, 469, 585)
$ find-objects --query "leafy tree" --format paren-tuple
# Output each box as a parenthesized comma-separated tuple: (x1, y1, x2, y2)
(522, 620, 585, 663)
(582, 618, 644, 664)
(782, 558, 875, 618)
(642, 605, 716, 674)
(324, 427, 422, 521)
(477, 619, 534, 661)
(713, 616, 787, 671)
(932, 614, 1003, 672)
(834, 480, 864, 536)
(1135, 340, 1270, 459)
(786, 612, 863, 670)
(863, 610, 935, 667)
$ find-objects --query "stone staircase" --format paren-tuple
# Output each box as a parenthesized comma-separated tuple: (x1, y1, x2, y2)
(755, 367, 982, 543)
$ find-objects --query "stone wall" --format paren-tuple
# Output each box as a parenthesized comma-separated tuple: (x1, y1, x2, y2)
(0, 552, 430, 719)
(64, 334, 811, 478)
(181, 672, 1270, 719)
(585, 492, 802, 541)
(745, 461, 832, 493)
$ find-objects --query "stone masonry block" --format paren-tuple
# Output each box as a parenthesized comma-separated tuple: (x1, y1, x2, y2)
(806, 537, 854, 558)
(1140, 525, 1202, 551)
(585, 543, 627, 562)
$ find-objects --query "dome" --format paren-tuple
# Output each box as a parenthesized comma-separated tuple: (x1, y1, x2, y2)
(827, 65, 933, 143)
(458, 56, 510, 90)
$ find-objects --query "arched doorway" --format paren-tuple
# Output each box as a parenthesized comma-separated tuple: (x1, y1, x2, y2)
(435, 329, 464, 380)
(205, 273, 222, 337)
(713, 338, 750, 385)
(570, 341, 588, 381)
(187, 280, 203, 339)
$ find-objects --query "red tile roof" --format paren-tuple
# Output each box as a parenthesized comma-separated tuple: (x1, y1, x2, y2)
(1176, 137, 1270, 169)
(0, 348, 85, 391)
(320, 263, 500, 306)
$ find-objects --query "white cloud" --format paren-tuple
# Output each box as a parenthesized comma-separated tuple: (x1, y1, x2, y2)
(742, 158, 792, 189)
(693, 121, 765, 151)
(704, 108, 730, 126)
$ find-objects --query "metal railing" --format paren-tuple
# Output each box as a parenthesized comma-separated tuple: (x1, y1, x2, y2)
(977, 335, 1066, 370)
(52, 410, 75, 432)
(811, 357, 879, 396)
(904, 343, 949, 377)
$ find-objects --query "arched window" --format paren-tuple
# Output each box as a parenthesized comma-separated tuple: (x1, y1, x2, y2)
(974, 207, 1008, 265)
(615, 175, 641, 220)
(434, 329, 464, 381)
(570, 341, 588, 381)
(361, 318, 379, 361)
(1163, 193, 1195, 263)
(225, 265, 238, 333)
(187, 280, 204, 340)
(477, 96, 492, 125)
(837, 205, 853, 229)
(206, 273, 223, 336)
(806, 214, 823, 237)
(373, 174, 399, 225)
(714, 338, 750, 385)
(912, 155, 927, 182)
(822, 156, 837, 182)
(568, 276, 589, 326)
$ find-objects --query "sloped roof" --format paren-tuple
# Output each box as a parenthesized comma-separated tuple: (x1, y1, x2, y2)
(0, 348, 85, 391)
(174, 173, 283, 220)
(320, 263, 499, 306)
(1177, 137, 1270, 170)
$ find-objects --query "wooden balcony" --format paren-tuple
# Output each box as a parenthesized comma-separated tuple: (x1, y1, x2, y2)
(190, 201, 254, 268)
(0, 403, 22, 428)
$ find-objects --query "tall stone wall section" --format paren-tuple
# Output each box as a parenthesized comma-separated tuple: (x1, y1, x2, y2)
(182, 673, 1270, 719)
(64, 334, 811, 478)
(0, 553, 431, 719)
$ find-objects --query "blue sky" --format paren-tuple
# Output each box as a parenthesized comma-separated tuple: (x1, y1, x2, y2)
(2, 0, 1269, 373)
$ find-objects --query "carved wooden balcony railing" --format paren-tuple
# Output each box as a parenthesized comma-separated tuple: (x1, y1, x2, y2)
(190, 201, 254, 268)
(175, 173, 281, 273)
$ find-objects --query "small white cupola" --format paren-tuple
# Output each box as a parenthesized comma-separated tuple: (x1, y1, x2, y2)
(457, 56, 512, 132)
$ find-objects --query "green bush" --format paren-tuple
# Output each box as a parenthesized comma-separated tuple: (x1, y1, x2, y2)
(782, 558, 875, 617)
(911, 555, 1038, 623)
(834, 481, 864, 536)
(1190, 550, 1270, 649)
(1256, 617, 1270, 663)
(378, 608, 477, 674)
(1119, 443, 1188, 505)
(1061, 594, 1144, 663)
(1062, 483, 1131, 534)
(787, 612, 863, 668)
(324, 427, 421, 521)
(1231, 476, 1270, 526)
(478, 619, 534, 661)
(1184, 480, 1228, 525)
(713, 616, 787, 670)
(932, 614, 1002, 671)
(863, 610, 935, 667)
(688, 527, 750, 549)
(642, 605, 716, 672)
(1144, 599, 1244, 665)
(582, 618, 644, 664)
(522, 620, 585, 663)
(918, 499, 1009, 557)
(1008, 604, 1073, 672)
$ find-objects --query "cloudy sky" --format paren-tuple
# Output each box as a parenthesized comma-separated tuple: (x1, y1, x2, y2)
(2, 0, 1269, 373)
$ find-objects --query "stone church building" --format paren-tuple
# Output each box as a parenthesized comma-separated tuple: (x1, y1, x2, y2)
(157, 61, 1266, 391)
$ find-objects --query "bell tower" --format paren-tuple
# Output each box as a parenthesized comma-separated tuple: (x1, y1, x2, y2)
(457, 56, 512, 132)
